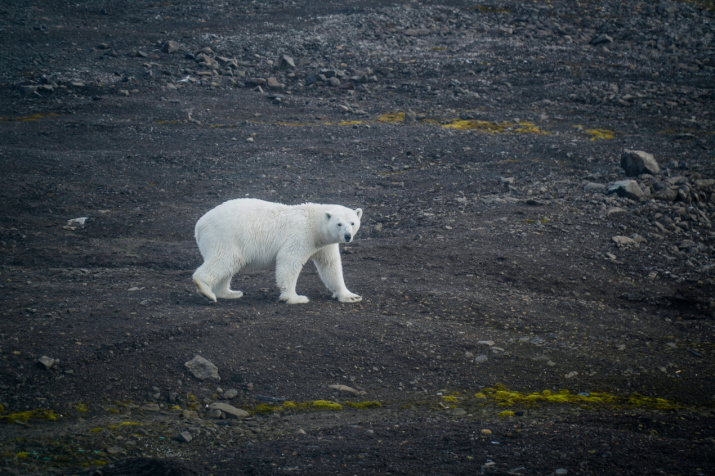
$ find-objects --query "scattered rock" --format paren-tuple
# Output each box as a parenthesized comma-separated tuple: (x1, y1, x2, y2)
(404, 28, 431, 36)
(266, 77, 284, 89)
(208, 402, 249, 419)
(607, 180, 645, 200)
(246, 77, 267, 86)
(163, 40, 181, 54)
(583, 182, 606, 193)
(329, 384, 365, 396)
(621, 150, 660, 176)
(174, 431, 193, 443)
(185, 355, 221, 382)
(591, 34, 613, 45)
(612, 235, 637, 247)
(106, 446, 126, 455)
(37, 355, 59, 370)
(66, 217, 88, 228)
(279, 55, 296, 69)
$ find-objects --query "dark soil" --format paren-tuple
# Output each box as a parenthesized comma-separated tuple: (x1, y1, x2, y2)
(1, 0, 713, 474)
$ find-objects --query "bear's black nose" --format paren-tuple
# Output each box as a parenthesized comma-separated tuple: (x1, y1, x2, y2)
(344, 233, 352, 242)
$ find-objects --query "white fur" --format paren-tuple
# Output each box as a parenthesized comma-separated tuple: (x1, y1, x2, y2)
(192, 198, 363, 304)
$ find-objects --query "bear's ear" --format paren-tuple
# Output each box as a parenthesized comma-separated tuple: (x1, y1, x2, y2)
(355, 208, 363, 219)
(325, 212, 332, 220)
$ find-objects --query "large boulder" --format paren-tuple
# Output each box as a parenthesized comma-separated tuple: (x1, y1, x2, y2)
(621, 150, 660, 176)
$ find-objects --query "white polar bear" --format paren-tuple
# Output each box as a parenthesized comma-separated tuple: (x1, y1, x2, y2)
(192, 198, 363, 304)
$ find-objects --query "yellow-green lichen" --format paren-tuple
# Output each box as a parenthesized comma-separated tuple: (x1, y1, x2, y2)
(377, 112, 405, 123)
(476, 386, 679, 411)
(441, 120, 548, 135)
(310, 400, 343, 411)
(251, 399, 378, 415)
(0, 112, 58, 123)
(574, 125, 615, 140)
(253, 403, 279, 415)
(442, 119, 510, 133)
(344, 401, 382, 409)
(514, 121, 548, 134)
(472, 5, 510, 13)
(0, 409, 59, 424)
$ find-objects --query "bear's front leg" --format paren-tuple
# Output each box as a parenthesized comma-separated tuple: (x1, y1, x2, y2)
(276, 254, 309, 304)
(312, 245, 362, 303)
(333, 290, 363, 303)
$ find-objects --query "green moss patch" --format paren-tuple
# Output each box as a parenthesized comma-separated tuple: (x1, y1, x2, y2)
(474, 385, 679, 411)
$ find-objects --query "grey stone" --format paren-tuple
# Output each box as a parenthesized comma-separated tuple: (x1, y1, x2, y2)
(329, 384, 365, 396)
(656, 187, 679, 202)
(529, 336, 545, 345)
(490, 26, 513, 36)
(185, 355, 221, 382)
(266, 77, 284, 89)
(174, 431, 193, 443)
(163, 41, 181, 54)
(474, 354, 488, 363)
(631, 234, 647, 244)
(404, 28, 430, 36)
(621, 150, 660, 176)
(279, 55, 295, 69)
(612, 236, 637, 246)
(246, 77, 267, 86)
(591, 34, 613, 45)
(224, 388, 239, 399)
(607, 180, 645, 200)
(583, 182, 606, 193)
(38, 355, 59, 370)
(695, 179, 715, 188)
(208, 402, 249, 419)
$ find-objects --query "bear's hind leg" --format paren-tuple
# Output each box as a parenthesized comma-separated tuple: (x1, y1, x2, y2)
(193, 256, 240, 303)
(215, 275, 244, 300)
(192, 270, 217, 303)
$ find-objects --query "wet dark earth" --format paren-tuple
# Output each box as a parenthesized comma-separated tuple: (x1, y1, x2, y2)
(0, 0, 714, 474)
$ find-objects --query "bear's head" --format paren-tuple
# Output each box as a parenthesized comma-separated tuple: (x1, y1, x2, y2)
(324, 207, 362, 244)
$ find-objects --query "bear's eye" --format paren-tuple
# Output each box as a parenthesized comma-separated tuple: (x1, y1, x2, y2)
(337, 223, 342, 227)
(350, 222, 355, 226)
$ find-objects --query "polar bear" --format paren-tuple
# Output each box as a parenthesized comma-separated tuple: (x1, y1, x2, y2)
(192, 198, 363, 304)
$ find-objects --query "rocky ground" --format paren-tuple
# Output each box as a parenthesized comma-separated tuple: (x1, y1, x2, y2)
(0, 0, 714, 474)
